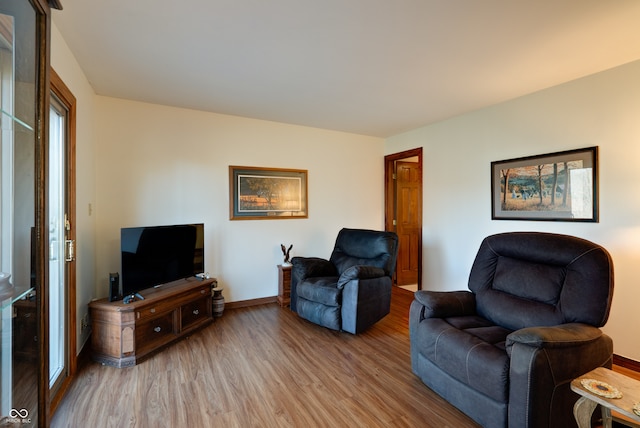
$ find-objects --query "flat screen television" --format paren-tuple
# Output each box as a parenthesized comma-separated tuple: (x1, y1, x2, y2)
(121, 223, 205, 297)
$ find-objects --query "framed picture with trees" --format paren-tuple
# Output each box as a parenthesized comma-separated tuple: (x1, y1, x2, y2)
(491, 147, 598, 222)
(229, 166, 308, 220)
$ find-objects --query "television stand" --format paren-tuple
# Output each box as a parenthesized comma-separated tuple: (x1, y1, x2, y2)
(89, 277, 216, 367)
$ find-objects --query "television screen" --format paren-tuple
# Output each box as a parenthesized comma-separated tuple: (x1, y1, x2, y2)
(121, 223, 204, 296)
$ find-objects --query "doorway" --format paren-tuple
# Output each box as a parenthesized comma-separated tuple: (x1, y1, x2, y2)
(385, 148, 423, 291)
(48, 69, 77, 413)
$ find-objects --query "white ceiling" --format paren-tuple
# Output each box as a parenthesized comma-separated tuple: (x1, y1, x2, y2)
(52, 0, 640, 138)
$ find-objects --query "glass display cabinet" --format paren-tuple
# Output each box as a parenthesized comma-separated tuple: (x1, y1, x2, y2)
(0, 0, 61, 426)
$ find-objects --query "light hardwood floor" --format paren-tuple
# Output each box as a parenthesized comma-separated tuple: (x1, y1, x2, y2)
(52, 287, 479, 427)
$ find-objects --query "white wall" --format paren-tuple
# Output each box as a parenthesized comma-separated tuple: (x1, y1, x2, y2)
(386, 59, 640, 361)
(52, 14, 640, 361)
(50, 24, 97, 351)
(51, 20, 384, 354)
(94, 97, 385, 304)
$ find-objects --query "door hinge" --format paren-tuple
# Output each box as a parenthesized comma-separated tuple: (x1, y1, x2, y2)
(64, 213, 71, 231)
(65, 239, 75, 262)
(393, 219, 397, 226)
(392, 173, 396, 180)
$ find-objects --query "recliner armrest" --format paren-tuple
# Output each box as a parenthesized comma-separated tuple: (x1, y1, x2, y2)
(337, 265, 386, 289)
(506, 322, 613, 427)
(506, 323, 604, 354)
(413, 290, 476, 318)
(291, 257, 337, 281)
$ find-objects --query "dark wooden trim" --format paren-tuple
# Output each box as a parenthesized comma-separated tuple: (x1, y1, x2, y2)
(49, 0, 63, 10)
(384, 148, 423, 290)
(225, 296, 278, 309)
(32, 1, 53, 426)
(49, 375, 72, 417)
(35, 0, 62, 10)
(49, 68, 78, 416)
(614, 354, 640, 373)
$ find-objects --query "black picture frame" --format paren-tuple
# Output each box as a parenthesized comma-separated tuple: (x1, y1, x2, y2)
(491, 146, 598, 222)
(229, 166, 308, 220)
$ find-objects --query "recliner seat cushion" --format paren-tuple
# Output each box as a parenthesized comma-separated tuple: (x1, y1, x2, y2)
(296, 277, 341, 306)
(414, 316, 511, 403)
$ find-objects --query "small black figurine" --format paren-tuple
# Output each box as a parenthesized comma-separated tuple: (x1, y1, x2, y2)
(281, 244, 293, 265)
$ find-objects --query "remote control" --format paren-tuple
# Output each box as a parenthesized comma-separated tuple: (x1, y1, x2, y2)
(195, 272, 209, 280)
(123, 293, 145, 304)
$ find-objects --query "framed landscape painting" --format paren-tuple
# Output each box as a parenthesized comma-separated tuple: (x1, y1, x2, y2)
(229, 166, 308, 220)
(491, 147, 598, 222)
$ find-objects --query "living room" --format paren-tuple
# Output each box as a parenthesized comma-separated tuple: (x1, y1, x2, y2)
(44, 1, 640, 426)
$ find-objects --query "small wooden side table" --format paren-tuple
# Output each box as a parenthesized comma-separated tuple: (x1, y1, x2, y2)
(571, 367, 640, 428)
(277, 264, 292, 307)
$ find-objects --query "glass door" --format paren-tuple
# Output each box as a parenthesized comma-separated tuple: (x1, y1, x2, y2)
(48, 96, 67, 393)
(0, 0, 49, 425)
(48, 69, 77, 414)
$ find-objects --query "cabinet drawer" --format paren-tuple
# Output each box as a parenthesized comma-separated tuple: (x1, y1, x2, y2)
(136, 312, 176, 355)
(136, 304, 169, 322)
(181, 296, 211, 330)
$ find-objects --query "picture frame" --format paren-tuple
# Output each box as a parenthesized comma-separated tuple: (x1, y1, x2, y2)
(491, 146, 598, 222)
(229, 166, 308, 220)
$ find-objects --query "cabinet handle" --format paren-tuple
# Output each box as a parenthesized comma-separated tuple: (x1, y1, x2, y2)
(150, 308, 156, 313)
(193, 309, 199, 315)
(154, 326, 161, 333)
(201, 289, 205, 294)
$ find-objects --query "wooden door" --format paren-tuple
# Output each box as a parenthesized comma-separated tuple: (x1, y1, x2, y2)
(395, 161, 421, 285)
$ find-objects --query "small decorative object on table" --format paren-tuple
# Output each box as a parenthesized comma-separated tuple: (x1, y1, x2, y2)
(212, 281, 225, 318)
(281, 244, 293, 267)
(570, 367, 640, 428)
(580, 378, 623, 399)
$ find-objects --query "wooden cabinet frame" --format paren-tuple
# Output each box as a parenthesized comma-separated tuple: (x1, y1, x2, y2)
(89, 278, 215, 368)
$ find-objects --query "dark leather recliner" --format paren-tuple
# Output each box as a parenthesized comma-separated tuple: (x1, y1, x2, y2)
(291, 228, 399, 334)
(410, 232, 614, 428)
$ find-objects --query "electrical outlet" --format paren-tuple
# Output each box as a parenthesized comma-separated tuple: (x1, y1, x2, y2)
(81, 313, 89, 331)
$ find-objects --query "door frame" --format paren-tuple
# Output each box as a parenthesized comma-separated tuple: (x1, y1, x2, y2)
(49, 68, 77, 414)
(385, 148, 423, 290)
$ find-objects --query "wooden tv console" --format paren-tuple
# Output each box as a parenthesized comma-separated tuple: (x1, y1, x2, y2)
(89, 277, 216, 367)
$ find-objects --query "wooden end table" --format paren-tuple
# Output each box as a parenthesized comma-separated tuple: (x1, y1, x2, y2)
(277, 264, 292, 307)
(571, 367, 640, 428)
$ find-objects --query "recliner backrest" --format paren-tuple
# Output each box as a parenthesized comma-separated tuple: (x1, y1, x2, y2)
(329, 228, 399, 277)
(468, 232, 614, 331)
